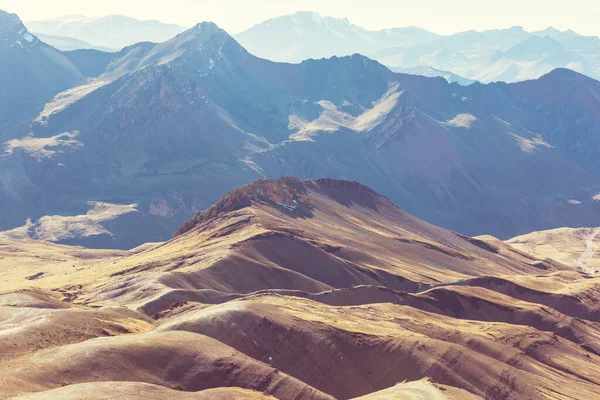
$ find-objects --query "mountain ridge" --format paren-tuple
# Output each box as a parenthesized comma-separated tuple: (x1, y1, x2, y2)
(3, 14, 600, 248)
(236, 11, 600, 83)
(0, 10, 85, 138)
(25, 14, 187, 50)
(0, 10, 39, 50)
(22, 11, 600, 84)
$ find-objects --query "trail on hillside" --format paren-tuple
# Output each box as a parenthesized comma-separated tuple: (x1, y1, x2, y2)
(576, 227, 600, 274)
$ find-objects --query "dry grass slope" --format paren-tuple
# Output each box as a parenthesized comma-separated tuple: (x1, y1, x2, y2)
(1, 178, 599, 399)
(506, 227, 600, 274)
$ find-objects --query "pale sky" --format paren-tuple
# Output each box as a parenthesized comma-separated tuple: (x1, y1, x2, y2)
(1, 0, 599, 36)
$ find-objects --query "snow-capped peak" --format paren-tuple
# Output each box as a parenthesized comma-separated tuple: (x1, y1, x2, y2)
(291, 11, 324, 25)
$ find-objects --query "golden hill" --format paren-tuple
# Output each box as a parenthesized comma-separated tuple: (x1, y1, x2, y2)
(1, 178, 599, 399)
(507, 227, 600, 274)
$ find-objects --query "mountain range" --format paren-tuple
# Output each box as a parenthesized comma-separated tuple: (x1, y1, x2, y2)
(25, 11, 600, 84)
(236, 12, 600, 83)
(2, 8, 600, 397)
(34, 32, 115, 52)
(3, 10, 600, 249)
(1, 177, 599, 399)
(26, 14, 187, 51)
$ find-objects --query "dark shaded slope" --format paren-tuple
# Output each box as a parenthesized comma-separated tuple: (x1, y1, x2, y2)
(0, 11, 84, 137)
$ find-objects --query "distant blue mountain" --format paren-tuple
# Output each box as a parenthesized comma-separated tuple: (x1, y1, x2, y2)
(236, 12, 600, 83)
(26, 14, 187, 50)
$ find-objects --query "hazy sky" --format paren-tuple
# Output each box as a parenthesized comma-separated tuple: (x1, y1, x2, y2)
(1, 0, 599, 36)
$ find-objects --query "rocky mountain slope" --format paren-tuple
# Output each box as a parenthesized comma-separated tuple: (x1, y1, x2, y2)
(0, 10, 85, 138)
(1, 178, 598, 399)
(3, 14, 600, 248)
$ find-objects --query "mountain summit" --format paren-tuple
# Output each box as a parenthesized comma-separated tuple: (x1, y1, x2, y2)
(144, 21, 248, 69)
(98, 21, 249, 81)
(0, 10, 38, 50)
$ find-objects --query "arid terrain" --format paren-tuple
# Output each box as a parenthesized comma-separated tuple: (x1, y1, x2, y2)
(507, 227, 600, 274)
(1, 178, 599, 399)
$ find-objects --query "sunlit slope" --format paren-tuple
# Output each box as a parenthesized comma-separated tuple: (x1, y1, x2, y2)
(1, 178, 599, 399)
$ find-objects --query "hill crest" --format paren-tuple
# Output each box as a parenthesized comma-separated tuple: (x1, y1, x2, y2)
(174, 177, 381, 237)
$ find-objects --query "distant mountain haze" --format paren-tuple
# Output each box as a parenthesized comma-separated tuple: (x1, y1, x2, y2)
(25, 14, 187, 50)
(389, 65, 476, 86)
(235, 11, 600, 83)
(34, 32, 116, 52)
(23, 11, 600, 84)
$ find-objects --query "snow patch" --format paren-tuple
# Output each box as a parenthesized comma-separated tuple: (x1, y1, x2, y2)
(291, 15, 304, 26)
(447, 113, 477, 128)
(23, 32, 34, 43)
(511, 133, 552, 154)
(4, 131, 82, 159)
(288, 84, 403, 141)
(312, 13, 323, 25)
(0, 202, 138, 243)
(35, 80, 111, 123)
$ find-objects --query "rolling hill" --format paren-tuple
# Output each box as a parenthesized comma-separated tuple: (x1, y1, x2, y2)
(1, 178, 598, 399)
(507, 227, 600, 274)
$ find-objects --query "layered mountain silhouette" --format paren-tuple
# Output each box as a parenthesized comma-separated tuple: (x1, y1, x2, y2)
(33, 32, 115, 52)
(1, 177, 599, 399)
(23, 12, 600, 84)
(3, 7, 600, 400)
(235, 12, 440, 65)
(25, 14, 187, 51)
(3, 15, 600, 248)
(237, 12, 600, 83)
(390, 65, 476, 85)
